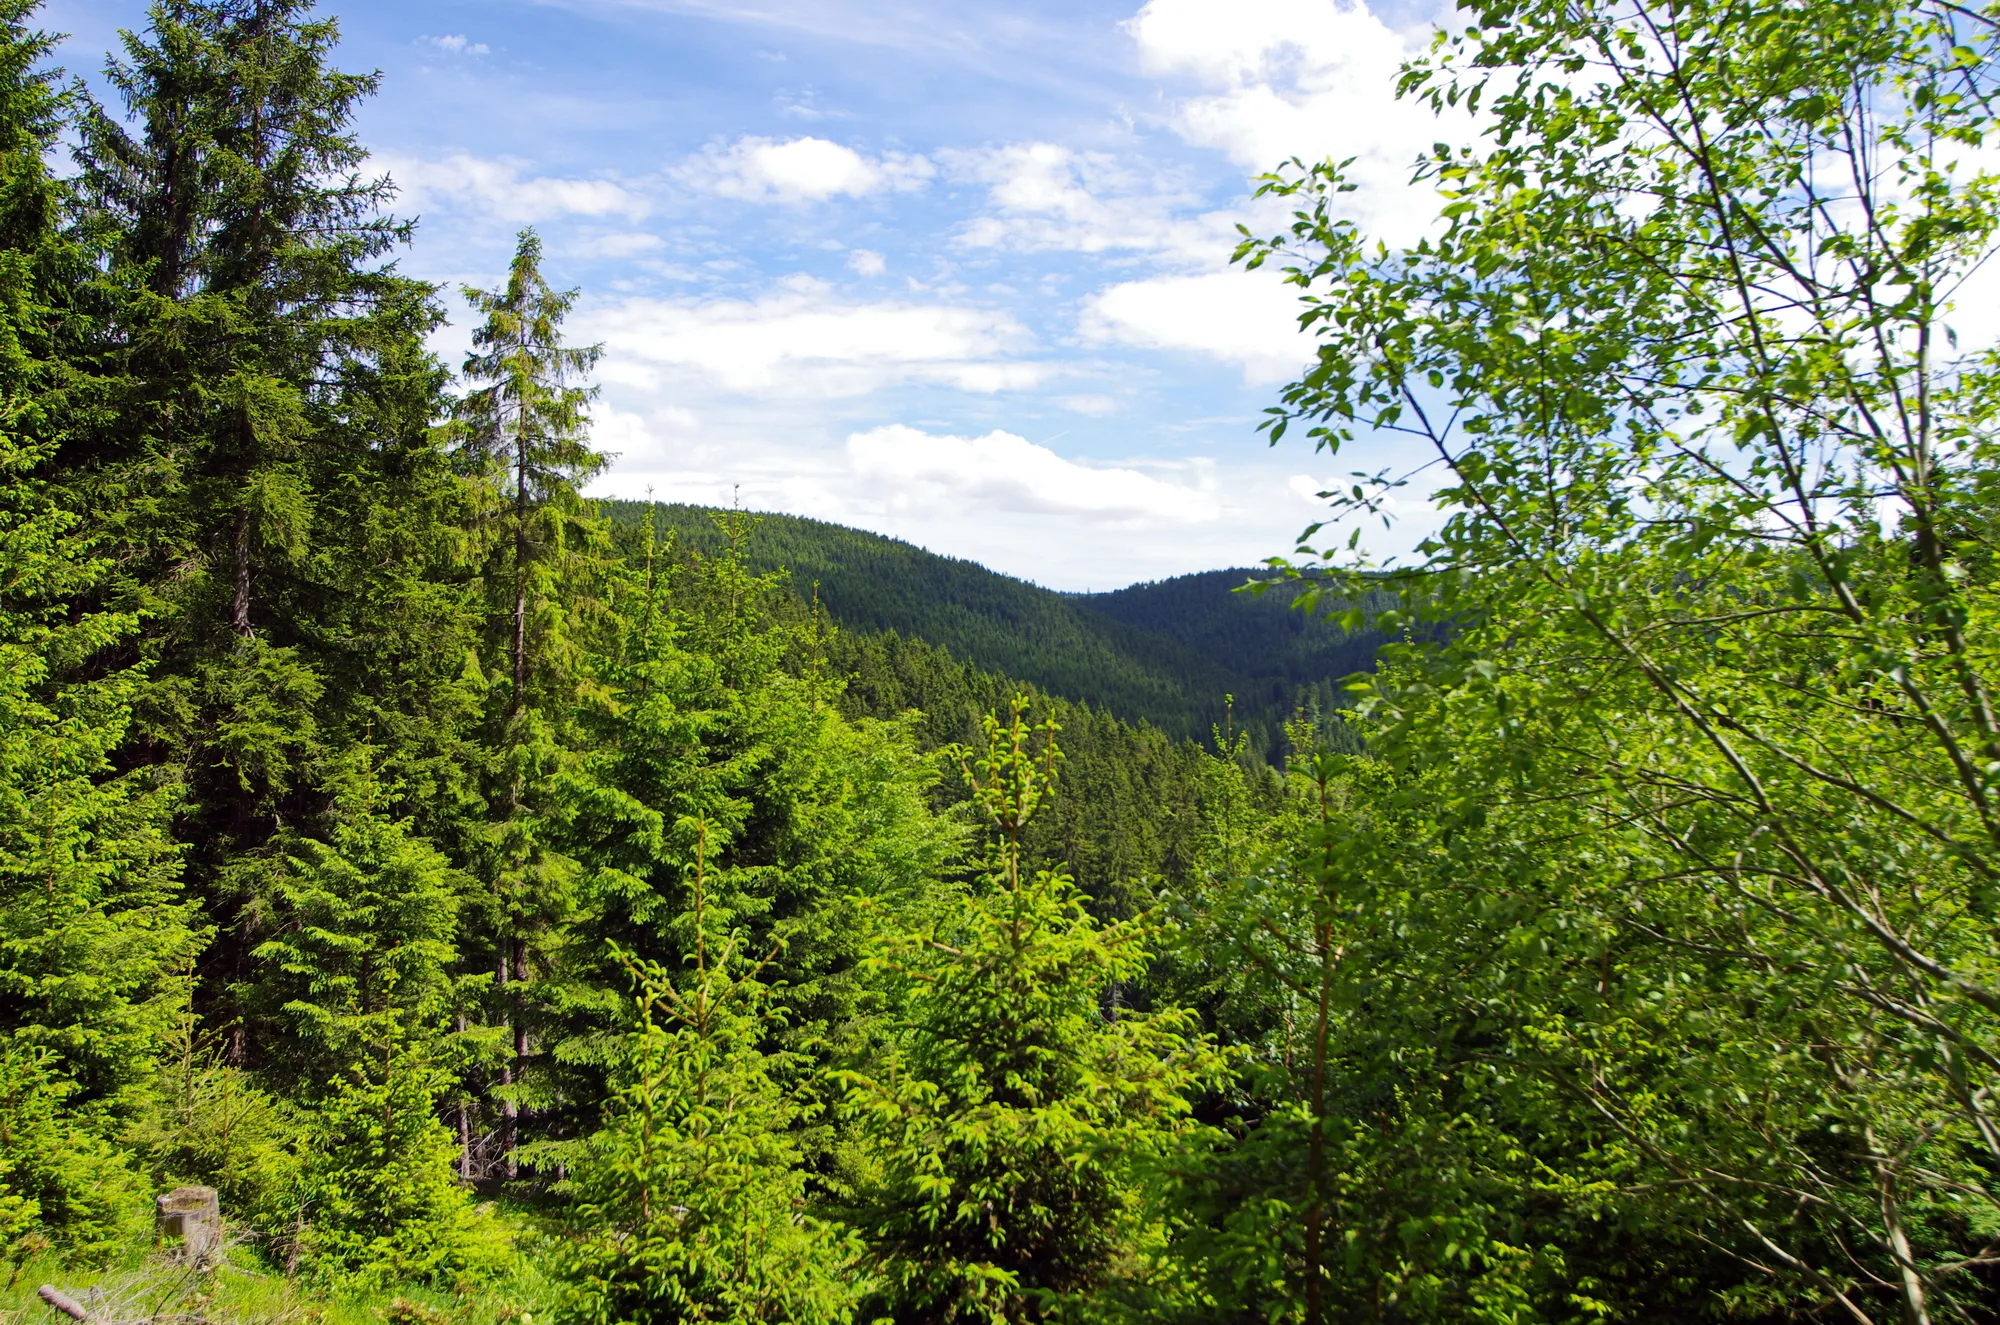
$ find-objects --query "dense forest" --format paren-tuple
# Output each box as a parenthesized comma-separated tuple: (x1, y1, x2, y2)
(600, 500, 1380, 754)
(5, 0, 2000, 1322)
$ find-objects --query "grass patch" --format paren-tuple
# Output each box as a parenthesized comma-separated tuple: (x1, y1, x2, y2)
(0, 1200, 564, 1325)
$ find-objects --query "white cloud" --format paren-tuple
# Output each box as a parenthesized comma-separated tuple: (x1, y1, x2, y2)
(847, 248, 886, 276)
(847, 425, 1219, 523)
(1058, 394, 1122, 416)
(948, 143, 1222, 259)
(682, 136, 934, 202)
(1288, 473, 1328, 504)
(578, 284, 1041, 397)
(1081, 268, 1312, 383)
(385, 153, 650, 222)
(1127, 0, 1454, 243)
(581, 231, 666, 259)
(421, 34, 490, 55)
(589, 402, 698, 460)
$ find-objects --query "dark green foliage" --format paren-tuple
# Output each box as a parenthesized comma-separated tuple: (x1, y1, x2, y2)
(0, 0, 195, 1260)
(1078, 570, 1393, 757)
(829, 626, 1248, 914)
(10, 0, 1998, 1316)
(601, 502, 1378, 747)
(58, 0, 477, 1090)
(540, 515, 959, 1181)
(455, 228, 612, 1182)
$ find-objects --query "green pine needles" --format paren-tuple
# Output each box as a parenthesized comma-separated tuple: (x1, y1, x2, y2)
(561, 823, 859, 1325)
(840, 701, 1223, 1322)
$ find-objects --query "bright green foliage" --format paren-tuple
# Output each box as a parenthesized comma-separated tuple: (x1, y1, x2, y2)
(560, 829, 859, 1325)
(42, 0, 2000, 1311)
(251, 766, 473, 1090)
(1236, 0, 2000, 1316)
(295, 994, 505, 1288)
(456, 227, 611, 1179)
(0, 289, 196, 1113)
(246, 770, 496, 1280)
(841, 700, 1221, 1322)
(126, 993, 304, 1241)
(0, 0, 196, 1113)
(560, 516, 959, 1075)
(0, 1040, 139, 1261)
(457, 226, 609, 745)
(0, 1, 197, 1264)
(1168, 732, 1607, 1324)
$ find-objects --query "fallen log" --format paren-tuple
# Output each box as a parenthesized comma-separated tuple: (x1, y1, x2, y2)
(37, 1285, 88, 1322)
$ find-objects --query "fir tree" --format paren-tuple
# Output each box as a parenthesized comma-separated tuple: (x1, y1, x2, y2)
(545, 517, 959, 1157)
(259, 767, 501, 1284)
(841, 700, 1221, 1322)
(64, 0, 471, 1073)
(561, 822, 859, 1325)
(251, 761, 476, 1094)
(455, 227, 608, 1179)
(294, 981, 504, 1287)
(0, 0, 197, 1125)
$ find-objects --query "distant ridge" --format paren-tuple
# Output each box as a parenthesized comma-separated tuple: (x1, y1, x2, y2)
(599, 500, 1388, 745)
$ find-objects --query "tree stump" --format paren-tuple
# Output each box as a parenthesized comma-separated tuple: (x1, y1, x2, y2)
(156, 1186, 222, 1264)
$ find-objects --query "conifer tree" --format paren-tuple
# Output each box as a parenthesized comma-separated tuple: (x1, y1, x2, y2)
(294, 979, 504, 1287)
(841, 701, 1220, 1321)
(545, 517, 958, 1140)
(257, 766, 501, 1283)
(64, 0, 472, 1067)
(0, 0, 199, 1103)
(125, 982, 303, 1244)
(0, 0, 201, 1255)
(561, 822, 859, 1325)
(252, 762, 475, 1093)
(456, 227, 608, 1177)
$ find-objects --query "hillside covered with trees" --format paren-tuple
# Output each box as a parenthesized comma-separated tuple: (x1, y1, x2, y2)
(601, 500, 1383, 751)
(6, 0, 2000, 1323)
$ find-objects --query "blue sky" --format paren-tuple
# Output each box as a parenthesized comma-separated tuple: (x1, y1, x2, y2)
(45, 0, 1461, 590)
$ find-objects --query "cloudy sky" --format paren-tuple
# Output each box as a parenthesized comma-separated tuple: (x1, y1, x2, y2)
(45, 0, 1461, 590)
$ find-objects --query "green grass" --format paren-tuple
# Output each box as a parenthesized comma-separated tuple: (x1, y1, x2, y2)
(3, 1204, 564, 1325)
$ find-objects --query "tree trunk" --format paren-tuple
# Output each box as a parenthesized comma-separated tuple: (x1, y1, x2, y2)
(512, 933, 529, 1170)
(456, 1011, 472, 1181)
(509, 424, 529, 732)
(497, 949, 516, 1180)
(1304, 922, 1331, 1325)
(232, 502, 253, 639)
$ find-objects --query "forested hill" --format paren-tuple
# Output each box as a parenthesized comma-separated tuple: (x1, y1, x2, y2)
(601, 500, 1387, 744)
(1077, 569, 1395, 720)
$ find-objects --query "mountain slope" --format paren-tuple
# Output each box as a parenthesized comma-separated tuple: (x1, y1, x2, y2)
(599, 501, 1382, 742)
(1078, 569, 1395, 716)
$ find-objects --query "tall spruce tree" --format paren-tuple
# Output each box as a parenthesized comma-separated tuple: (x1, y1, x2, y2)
(455, 227, 608, 1178)
(0, 0, 198, 1253)
(64, 0, 474, 1071)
